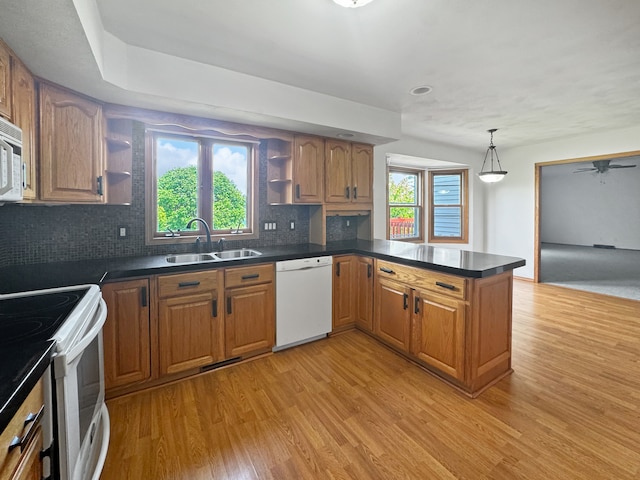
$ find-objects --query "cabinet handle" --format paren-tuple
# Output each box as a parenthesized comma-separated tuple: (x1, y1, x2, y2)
(295, 184, 301, 199)
(345, 186, 350, 199)
(403, 293, 409, 310)
(97, 175, 104, 196)
(9, 405, 44, 453)
(353, 186, 358, 199)
(227, 297, 232, 315)
(414, 296, 420, 314)
(435, 281, 456, 290)
(367, 263, 372, 278)
(241, 273, 260, 280)
(212, 299, 218, 318)
(178, 281, 200, 288)
(141, 286, 147, 307)
(336, 262, 341, 277)
(379, 267, 395, 274)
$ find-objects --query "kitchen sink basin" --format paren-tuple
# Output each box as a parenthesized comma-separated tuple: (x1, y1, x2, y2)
(213, 248, 262, 260)
(166, 253, 216, 263)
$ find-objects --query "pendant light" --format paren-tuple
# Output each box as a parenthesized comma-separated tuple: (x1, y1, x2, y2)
(478, 129, 508, 183)
(332, 0, 375, 8)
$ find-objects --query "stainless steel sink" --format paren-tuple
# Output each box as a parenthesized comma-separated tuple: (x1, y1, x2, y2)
(213, 248, 262, 260)
(166, 253, 216, 263)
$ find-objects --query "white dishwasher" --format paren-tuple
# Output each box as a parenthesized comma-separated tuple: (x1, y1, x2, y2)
(274, 256, 333, 351)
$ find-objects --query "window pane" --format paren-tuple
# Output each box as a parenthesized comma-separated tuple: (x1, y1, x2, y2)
(389, 172, 418, 205)
(433, 207, 462, 237)
(212, 143, 248, 230)
(433, 174, 461, 205)
(389, 207, 420, 239)
(156, 137, 199, 232)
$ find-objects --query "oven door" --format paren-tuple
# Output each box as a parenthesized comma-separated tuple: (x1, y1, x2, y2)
(54, 298, 110, 480)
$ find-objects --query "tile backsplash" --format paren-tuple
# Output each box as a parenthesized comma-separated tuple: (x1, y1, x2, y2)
(0, 121, 354, 268)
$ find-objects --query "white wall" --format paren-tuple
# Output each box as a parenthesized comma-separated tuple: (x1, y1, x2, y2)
(540, 161, 640, 249)
(373, 135, 486, 251)
(486, 125, 640, 279)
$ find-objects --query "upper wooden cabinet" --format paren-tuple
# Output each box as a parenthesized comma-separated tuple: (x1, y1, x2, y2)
(11, 58, 36, 200)
(325, 140, 373, 204)
(293, 135, 324, 203)
(0, 40, 11, 119)
(39, 82, 105, 203)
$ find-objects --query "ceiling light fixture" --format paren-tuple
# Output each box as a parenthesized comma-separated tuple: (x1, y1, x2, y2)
(332, 0, 375, 8)
(410, 85, 433, 96)
(478, 129, 508, 183)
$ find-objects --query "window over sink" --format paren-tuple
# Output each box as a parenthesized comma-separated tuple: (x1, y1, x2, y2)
(145, 126, 259, 245)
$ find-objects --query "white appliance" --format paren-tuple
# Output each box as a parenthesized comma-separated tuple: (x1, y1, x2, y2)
(1, 285, 110, 480)
(0, 116, 23, 203)
(275, 256, 333, 351)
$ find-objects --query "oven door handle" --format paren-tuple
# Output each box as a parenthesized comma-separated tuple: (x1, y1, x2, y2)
(62, 299, 108, 365)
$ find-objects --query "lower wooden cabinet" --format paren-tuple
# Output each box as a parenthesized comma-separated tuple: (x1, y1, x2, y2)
(8, 427, 42, 480)
(157, 270, 224, 376)
(332, 255, 356, 331)
(374, 276, 412, 351)
(102, 279, 151, 392)
(411, 291, 465, 381)
(224, 264, 275, 358)
(355, 256, 373, 332)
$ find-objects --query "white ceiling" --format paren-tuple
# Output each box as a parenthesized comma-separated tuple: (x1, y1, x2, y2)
(1, 0, 640, 149)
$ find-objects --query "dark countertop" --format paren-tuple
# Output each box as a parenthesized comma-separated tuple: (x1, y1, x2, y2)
(0, 239, 526, 294)
(0, 341, 54, 433)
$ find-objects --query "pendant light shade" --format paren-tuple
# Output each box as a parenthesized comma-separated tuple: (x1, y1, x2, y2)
(332, 0, 375, 7)
(478, 129, 507, 183)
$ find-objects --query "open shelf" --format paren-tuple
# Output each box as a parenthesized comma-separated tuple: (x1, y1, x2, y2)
(104, 117, 133, 205)
(266, 138, 293, 205)
(106, 137, 132, 151)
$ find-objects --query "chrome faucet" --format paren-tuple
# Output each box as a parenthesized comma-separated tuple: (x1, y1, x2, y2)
(186, 218, 212, 252)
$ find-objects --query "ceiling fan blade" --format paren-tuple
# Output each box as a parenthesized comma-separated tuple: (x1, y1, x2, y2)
(608, 164, 637, 168)
(573, 168, 596, 173)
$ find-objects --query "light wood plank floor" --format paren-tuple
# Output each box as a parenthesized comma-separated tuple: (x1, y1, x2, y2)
(102, 280, 640, 479)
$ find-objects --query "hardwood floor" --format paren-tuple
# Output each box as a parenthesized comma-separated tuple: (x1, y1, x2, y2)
(102, 280, 640, 479)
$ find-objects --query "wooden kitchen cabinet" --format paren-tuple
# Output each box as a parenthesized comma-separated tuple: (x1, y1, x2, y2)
(355, 256, 374, 332)
(374, 275, 412, 352)
(102, 280, 151, 393)
(293, 135, 324, 203)
(0, 40, 11, 119)
(332, 255, 356, 332)
(10, 58, 36, 200)
(0, 379, 43, 480)
(411, 291, 466, 381)
(157, 270, 224, 376)
(325, 140, 373, 204)
(39, 81, 105, 203)
(224, 264, 275, 358)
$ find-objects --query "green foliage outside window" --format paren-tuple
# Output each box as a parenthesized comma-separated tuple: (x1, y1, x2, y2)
(389, 173, 417, 218)
(157, 166, 246, 232)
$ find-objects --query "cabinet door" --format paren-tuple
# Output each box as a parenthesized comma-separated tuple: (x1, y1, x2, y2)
(332, 255, 356, 331)
(0, 41, 11, 119)
(325, 139, 351, 203)
(411, 291, 465, 381)
(102, 280, 151, 391)
(11, 59, 36, 199)
(293, 135, 324, 203)
(225, 283, 275, 358)
(39, 82, 104, 202)
(355, 256, 373, 332)
(374, 277, 411, 352)
(159, 291, 221, 375)
(351, 143, 373, 203)
(9, 427, 42, 480)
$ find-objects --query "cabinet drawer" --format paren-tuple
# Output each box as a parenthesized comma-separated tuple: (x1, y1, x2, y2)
(225, 263, 274, 288)
(0, 378, 44, 476)
(376, 259, 466, 300)
(157, 270, 220, 298)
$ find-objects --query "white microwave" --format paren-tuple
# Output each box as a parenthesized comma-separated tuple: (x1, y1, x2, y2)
(0, 116, 23, 203)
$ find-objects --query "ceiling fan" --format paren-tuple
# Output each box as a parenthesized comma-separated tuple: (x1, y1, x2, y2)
(573, 159, 637, 174)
